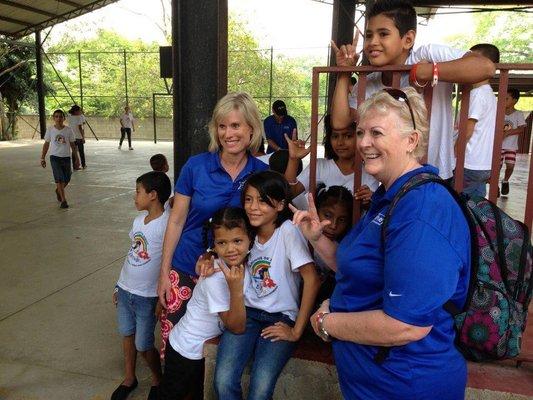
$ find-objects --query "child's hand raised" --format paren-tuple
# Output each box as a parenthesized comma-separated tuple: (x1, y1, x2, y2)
(354, 185, 373, 205)
(220, 263, 245, 294)
(290, 193, 331, 242)
(331, 34, 361, 68)
(284, 129, 310, 161)
(195, 253, 216, 277)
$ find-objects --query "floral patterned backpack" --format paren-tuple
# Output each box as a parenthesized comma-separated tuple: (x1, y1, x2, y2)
(382, 173, 533, 362)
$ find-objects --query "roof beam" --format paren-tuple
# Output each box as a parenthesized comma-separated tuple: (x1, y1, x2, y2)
(0, 1, 57, 18)
(0, 14, 31, 26)
(55, 0, 82, 8)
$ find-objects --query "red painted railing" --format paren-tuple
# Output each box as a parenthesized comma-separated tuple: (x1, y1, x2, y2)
(309, 64, 533, 231)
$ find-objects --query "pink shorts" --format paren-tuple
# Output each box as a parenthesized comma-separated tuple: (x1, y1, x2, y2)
(501, 150, 516, 165)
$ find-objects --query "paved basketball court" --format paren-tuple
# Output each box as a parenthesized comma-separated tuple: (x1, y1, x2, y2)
(0, 139, 531, 399)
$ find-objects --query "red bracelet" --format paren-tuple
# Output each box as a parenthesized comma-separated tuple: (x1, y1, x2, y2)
(431, 62, 439, 87)
(409, 63, 428, 88)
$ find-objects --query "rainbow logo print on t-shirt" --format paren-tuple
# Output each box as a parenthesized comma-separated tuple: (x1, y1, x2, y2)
(250, 257, 277, 297)
(128, 232, 151, 266)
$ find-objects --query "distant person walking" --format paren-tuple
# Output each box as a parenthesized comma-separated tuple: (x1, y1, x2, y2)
(40, 109, 79, 209)
(119, 106, 135, 150)
(67, 105, 86, 169)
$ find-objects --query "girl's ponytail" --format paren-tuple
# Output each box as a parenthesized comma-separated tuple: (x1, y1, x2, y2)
(202, 218, 213, 251)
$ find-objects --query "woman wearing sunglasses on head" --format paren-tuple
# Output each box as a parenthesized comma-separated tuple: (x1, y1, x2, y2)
(291, 87, 471, 400)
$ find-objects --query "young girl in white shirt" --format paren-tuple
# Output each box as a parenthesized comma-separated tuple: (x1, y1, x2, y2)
(214, 170, 320, 400)
(159, 207, 253, 400)
(312, 183, 353, 306)
(284, 114, 378, 210)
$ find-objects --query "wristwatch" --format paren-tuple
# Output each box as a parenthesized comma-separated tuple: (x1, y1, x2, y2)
(316, 311, 331, 342)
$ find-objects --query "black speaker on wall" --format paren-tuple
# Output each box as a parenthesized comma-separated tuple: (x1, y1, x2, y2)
(159, 46, 173, 78)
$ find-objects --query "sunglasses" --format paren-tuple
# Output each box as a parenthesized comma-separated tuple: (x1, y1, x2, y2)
(383, 88, 416, 130)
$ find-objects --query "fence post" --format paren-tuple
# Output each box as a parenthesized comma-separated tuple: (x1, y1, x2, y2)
(78, 50, 83, 109)
(123, 49, 129, 106)
(269, 46, 273, 114)
(152, 93, 157, 144)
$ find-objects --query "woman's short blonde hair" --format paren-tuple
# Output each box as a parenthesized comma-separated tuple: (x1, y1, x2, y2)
(357, 87, 429, 160)
(208, 92, 264, 153)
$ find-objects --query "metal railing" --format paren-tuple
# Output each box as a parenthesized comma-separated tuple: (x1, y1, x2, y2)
(309, 64, 533, 231)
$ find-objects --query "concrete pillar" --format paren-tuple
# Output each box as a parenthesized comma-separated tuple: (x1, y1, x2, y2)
(171, 0, 228, 180)
(326, 0, 356, 113)
(35, 31, 46, 139)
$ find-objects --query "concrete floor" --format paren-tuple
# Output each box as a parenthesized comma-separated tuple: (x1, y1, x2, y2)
(0, 139, 531, 400)
(0, 139, 174, 400)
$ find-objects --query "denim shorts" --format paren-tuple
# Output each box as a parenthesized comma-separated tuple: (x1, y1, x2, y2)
(117, 287, 158, 351)
(50, 155, 71, 183)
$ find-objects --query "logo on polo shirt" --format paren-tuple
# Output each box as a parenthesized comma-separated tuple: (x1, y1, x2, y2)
(371, 212, 385, 226)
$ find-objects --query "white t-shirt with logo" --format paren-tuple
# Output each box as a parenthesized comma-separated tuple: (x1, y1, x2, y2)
(117, 210, 169, 297)
(464, 84, 497, 170)
(169, 260, 233, 360)
(120, 112, 134, 129)
(44, 126, 75, 158)
(67, 115, 84, 139)
(502, 110, 527, 151)
(245, 220, 314, 321)
(293, 158, 379, 210)
(348, 43, 467, 180)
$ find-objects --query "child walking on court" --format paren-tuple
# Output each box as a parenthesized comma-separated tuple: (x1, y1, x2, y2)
(214, 171, 320, 400)
(40, 109, 79, 209)
(159, 207, 253, 400)
(501, 88, 527, 195)
(457, 43, 499, 198)
(112, 171, 171, 400)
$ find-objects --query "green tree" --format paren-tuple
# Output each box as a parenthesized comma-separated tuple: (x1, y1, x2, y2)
(0, 40, 43, 140)
(446, 11, 532, 63)
(44, 29, 169, 118)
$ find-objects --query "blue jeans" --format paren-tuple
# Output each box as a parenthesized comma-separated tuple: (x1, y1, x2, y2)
(462, 169, 491, 198)
(214, 307, 297, 400)
(116, 287, 158, 351)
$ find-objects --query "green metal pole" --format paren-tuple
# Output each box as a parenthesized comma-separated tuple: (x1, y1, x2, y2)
(269, 46, 273, 114)
(78, 50, 83, 109)
(123, 49, 129, 106)
(152, 93, 157, 144)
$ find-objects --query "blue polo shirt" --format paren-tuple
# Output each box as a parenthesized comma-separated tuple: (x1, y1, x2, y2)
(172, 151, 268, 276)
(263, 114, 297, 153)
(331, 165, 470, 400)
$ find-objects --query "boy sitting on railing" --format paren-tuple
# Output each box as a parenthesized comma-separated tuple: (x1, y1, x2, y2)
(330, 0, 495, 183)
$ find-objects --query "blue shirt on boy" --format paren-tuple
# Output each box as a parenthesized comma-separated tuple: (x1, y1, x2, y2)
(331, 165, 471, 400)
(173, 151, 268, 276)
(263, 115, 297, 153)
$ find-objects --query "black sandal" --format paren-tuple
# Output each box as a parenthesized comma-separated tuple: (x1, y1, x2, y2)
(110, 378, 138, 400)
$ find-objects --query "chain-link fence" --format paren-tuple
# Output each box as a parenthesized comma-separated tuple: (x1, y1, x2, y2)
(21, 46, 333, 141)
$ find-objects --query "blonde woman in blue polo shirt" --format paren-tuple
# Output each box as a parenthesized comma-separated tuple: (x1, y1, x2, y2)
(157, 92, 268, 393)
(292, 88, 471, 400)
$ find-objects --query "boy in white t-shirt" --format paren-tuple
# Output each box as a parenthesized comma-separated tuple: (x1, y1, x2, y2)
(40, 109, 79, 209)
(111, 171, 171, 400)
(331, 0, 495, 181)
(457, 44, 499, 198)
(501, 88, 527, 195)
(119, 106, 135, 150)
(67, 105, 86, 169)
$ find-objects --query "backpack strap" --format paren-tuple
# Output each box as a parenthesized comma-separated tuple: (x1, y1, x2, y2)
(375, 172, 468, 364)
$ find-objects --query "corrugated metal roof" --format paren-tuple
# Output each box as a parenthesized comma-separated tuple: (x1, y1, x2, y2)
(0, 0, 120, 39)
